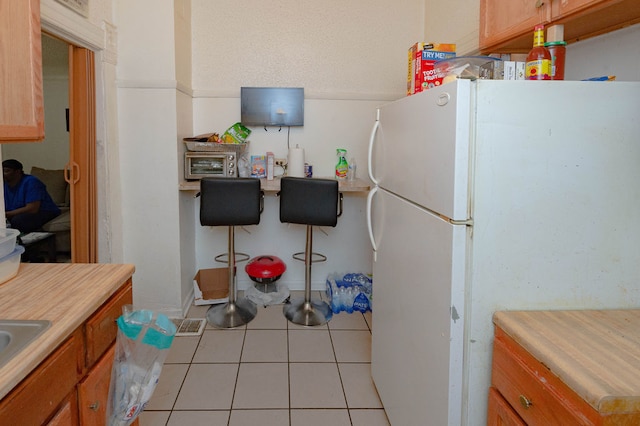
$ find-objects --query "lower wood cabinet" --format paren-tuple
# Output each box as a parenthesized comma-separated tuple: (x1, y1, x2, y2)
(48, 393, 79, 426)
(488, 386, 526, 426)
(78, 345, 115, 424)
(489, 323, 640, 425)
(0, 279, 133, 425)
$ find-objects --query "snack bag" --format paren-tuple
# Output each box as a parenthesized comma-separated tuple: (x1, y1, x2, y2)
(222, 122, 251, 144)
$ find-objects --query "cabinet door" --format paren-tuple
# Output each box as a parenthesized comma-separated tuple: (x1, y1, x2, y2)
(47, 392, 79, 426)
(479, 0, 551, 52)
(0, 0, 45, 142)
(0, 330, 82, 425)
(551, 0, 606, 19)
(78, 345, 114, 425)
(487, 387, 526, 426)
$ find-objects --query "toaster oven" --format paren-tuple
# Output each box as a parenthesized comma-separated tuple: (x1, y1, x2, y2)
(184, 151, 237, 179)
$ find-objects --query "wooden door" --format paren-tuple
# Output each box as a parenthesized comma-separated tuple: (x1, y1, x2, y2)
(67, 45, 97, 263)
(0, 0, 44, 141)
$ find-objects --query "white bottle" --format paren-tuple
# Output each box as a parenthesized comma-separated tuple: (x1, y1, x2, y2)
(347, 157, 357, 181)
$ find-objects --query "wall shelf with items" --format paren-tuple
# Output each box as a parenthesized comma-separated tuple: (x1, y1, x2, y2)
(479, 0, 640, 54)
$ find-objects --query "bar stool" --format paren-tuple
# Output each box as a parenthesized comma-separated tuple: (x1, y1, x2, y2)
(279, 177, 343, 326)
(199, 177, 264, 328)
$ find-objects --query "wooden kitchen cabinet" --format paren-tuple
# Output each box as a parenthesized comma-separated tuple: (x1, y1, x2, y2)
(480, 0, 640, 53)
(0, 280, 132, 425)
(0, 0, 45, 142)
(487, 386, 526, 426)
(78, 345, 115, 425)
(479, 0, 551, 53)
(490, 311, 640, 426)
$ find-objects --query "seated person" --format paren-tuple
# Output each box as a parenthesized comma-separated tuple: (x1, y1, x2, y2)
(3, 159, 61, 234)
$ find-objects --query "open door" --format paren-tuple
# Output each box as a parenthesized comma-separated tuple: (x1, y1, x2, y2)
(67, 46, 97, 262)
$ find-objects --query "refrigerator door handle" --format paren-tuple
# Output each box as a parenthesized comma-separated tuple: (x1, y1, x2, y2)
(367, 119, 380, 185)
(366, 186, 378, 255)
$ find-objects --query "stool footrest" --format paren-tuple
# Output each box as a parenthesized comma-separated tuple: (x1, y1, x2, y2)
(215, 252, 250, 264)
(292, 252, 327, 263)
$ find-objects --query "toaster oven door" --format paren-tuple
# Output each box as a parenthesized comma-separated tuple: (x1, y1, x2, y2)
(185, 154, 229, 179)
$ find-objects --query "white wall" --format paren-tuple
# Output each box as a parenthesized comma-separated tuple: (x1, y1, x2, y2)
(188, 0, 426, 292)
(566, 23, 640, 81)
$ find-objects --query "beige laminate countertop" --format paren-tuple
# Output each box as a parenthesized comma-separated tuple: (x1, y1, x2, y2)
(0, 263, 135, 400)
(179, 177, 371, 193)
(493, 309, 640, 415)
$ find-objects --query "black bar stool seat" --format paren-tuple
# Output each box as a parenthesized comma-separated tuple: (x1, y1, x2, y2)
(279, 177, 343, 326)
(200, 177, 264, 328)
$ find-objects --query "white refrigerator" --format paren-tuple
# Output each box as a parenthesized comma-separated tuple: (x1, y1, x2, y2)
(366, 79, 640, 425)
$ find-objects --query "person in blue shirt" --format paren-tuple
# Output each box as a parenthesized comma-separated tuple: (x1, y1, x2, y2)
(3, 159, 61, 234)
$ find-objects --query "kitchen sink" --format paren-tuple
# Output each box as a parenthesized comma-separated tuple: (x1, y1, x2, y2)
(0, 320, 51, 367)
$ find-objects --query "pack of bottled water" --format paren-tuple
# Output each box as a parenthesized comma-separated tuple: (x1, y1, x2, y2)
(325, 272, 372, 314)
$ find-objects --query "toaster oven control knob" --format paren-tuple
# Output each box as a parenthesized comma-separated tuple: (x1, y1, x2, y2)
(228, 162, 234, 169)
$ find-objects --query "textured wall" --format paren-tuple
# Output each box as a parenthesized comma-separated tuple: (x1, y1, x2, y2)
(192, 0, 425, 99)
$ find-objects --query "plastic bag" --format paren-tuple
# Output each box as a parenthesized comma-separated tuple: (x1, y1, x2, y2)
(106, 306, 177, 425)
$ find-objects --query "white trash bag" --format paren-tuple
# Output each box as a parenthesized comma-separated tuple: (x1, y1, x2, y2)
(106, 305, 177, 425)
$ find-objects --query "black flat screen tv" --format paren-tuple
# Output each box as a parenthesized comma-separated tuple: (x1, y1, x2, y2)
(241, 87, 304, 127)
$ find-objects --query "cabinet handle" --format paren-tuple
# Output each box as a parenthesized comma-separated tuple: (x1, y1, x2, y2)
(519, 394, 533, 409)
(535, 0, 544, 8)
(89, 401, 100, 411)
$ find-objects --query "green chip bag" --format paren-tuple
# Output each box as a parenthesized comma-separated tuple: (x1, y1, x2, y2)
(222, 122, 251, 144)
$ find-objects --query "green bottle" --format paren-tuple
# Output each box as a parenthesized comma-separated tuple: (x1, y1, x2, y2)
(335, 149, 348, 180)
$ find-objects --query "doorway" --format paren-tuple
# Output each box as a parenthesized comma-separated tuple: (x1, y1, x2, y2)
(1, 34, 97, 263)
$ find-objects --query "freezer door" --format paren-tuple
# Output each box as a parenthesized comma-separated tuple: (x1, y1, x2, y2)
(371, 189, 466, 425)
(370, 80, 472, 221)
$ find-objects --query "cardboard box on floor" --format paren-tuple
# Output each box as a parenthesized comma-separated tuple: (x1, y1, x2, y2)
(193, 268, 229, 305)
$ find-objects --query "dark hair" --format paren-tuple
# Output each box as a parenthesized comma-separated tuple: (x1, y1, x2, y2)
(2, 159, 23, 171)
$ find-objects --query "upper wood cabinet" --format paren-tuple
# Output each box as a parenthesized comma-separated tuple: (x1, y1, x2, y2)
(480, 0, 640, 53)
(0, 0, 45, 142)
(480, 0, 551, 53)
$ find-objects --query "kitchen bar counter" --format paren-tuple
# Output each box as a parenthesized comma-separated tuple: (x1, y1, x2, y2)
(493, 309, 640, 416)
(0, 263, 135, 400)
(179, 177, 371, 193)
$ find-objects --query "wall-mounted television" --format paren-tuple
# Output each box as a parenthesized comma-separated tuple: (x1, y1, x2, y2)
(241, 87, 304, 127)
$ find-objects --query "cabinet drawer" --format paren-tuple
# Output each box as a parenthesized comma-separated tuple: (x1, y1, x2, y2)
(85, 280, 132, 368)
(0, 329, 83, 425)
(491, 329, 596, 425)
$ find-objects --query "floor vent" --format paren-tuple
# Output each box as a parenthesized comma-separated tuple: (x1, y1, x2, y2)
(171, 318, 207, 337)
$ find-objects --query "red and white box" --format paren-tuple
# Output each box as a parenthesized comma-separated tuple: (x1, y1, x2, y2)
(408, 42, 456, 95)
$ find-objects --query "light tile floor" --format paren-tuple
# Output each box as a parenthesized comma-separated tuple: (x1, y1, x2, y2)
(139, 291, 389, 426)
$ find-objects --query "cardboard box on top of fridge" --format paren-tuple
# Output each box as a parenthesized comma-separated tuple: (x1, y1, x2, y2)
(193, 268, 229, 305)
(408, 42, 456, 95)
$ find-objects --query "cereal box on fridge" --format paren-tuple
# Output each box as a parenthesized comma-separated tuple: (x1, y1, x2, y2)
(408, 42, 456, 95)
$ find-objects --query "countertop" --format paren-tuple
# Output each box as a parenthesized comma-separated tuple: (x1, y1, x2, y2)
(493, 309, 640, 415)
(0, 263, 135, 400)
(179, 177, 371, 193)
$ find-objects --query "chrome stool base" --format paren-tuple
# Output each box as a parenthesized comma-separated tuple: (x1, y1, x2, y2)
(283, 299, 333, 327)
(207, 298, 257, 329)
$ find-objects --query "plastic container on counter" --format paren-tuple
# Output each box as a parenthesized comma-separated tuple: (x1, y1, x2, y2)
(0, 228, 20, 259)
(0, 245, 25, 285)
(545, 41, 566, 80)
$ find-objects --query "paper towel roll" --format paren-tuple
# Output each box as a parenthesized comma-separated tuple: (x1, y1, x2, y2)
(287, 145, 305, 177)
